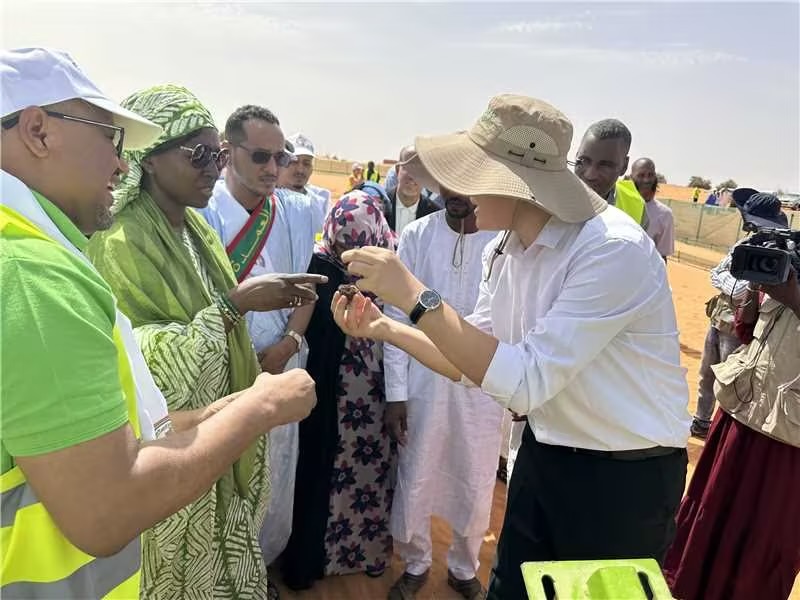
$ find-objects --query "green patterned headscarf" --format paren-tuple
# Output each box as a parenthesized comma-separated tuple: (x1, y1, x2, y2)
(88, 85, 262, 505)
(113, 84, 217, 213)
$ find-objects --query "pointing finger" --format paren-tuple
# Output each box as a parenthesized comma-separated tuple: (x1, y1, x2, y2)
(282, 273, 329, 285)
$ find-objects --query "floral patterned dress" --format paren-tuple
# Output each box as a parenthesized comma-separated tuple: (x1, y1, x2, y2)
(282, 190, 398, 590)
(324, 332, 395, 576)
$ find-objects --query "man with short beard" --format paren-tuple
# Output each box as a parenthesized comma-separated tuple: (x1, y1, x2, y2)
(631, 157, 674, 261)
(574, 119, 648, 228)
(383, 158, 501, 600)
(0, 47, 316, 599)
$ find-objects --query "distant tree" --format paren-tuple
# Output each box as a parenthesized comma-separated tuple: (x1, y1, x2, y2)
(718, 179, 737, 190)
(688, 176, 712, 189)
(656, 173, 667, 184)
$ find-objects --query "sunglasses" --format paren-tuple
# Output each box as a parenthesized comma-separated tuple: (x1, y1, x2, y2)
(232, 143, 292, 167)
(180, 144, 227, 170)
(2, 109, 125, 158)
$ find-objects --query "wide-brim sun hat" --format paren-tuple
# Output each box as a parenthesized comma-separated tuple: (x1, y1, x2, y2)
(732, 187, 759, 209)
(412, 94, 607, 223)
(741, 192, 789, 229)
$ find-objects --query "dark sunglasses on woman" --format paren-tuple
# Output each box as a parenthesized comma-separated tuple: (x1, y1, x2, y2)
(180, 144, 227, 170)
(232, 143, 292, 167)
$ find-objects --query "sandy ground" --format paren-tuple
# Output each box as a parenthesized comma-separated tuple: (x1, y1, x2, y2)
(310, 171, 360, 199)
(277, 171, 798, 598)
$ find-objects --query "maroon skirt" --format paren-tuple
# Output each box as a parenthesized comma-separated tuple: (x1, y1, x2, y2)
(664, 411, 800, 600)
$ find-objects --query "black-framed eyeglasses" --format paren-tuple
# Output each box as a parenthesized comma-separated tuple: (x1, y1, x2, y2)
(2, 110, 125, 158)
(180, 144, 227, 170)
(232, 143, 292, 167)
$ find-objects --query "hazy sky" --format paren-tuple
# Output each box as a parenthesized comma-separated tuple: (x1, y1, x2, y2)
(3, 1, 799, 191)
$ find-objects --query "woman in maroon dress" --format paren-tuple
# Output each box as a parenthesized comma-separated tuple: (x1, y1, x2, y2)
(664, 271, 800, 600)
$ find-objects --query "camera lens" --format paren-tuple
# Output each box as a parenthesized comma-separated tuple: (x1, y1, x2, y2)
(754, 256, 779, 274)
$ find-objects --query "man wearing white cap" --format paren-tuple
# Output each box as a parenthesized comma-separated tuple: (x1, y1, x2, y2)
(279, 132, 331, 234)
(331, 94, 690, 599)
(0, 47, 316, 598)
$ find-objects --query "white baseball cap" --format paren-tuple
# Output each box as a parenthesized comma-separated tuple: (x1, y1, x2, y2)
(1, 47, 162, 150)
(287, 132, 315, 157)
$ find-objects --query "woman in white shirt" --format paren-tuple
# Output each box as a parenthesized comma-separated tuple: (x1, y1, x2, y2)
(331, 94, 691, 599)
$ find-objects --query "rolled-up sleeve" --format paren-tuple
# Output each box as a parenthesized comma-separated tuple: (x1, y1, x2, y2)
(480, 239, 661, 415)
(710, 251, 750, 301)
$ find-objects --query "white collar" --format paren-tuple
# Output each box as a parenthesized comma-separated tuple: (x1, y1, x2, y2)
(1, 170, 85, 259)
(505, 217, 571, 256)
(397, 196, 419, 211)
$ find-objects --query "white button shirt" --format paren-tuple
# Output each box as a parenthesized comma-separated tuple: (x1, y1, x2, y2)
(466, 205, 691, 451)
(395, 199, 419, 236)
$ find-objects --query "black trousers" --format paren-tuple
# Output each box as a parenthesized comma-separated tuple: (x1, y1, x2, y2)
(487, 425, 687, 599)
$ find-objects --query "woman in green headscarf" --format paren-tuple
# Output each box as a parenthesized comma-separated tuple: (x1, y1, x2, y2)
(87, 85, 323, 599)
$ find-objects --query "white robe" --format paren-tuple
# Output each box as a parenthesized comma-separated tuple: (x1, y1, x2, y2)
(201, 181, 317, 564)
(384, 211, 504, 541)
(305, 184, 331, 235)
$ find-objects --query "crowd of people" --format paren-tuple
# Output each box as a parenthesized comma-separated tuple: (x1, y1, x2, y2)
(2, 46, 799, 600)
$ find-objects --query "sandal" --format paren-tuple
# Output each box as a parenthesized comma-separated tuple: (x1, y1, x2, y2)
(447, 570, 486, 600)
(387, 570, 429, 600)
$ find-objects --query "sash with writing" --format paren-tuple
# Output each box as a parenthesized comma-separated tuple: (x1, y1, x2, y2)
(226, 195, 277, 282)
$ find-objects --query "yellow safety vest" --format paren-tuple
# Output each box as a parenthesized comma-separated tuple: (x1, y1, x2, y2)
(0, 204, 142, 599)
(366, 171, 380, 183)
(614, 180, 647, 226)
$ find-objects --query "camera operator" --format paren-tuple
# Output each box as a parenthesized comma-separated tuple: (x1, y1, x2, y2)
(691, 191, 790, 438)
(664, 193, 800, 600)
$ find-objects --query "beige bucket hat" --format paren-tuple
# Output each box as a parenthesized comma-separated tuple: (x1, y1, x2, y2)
(412, 94, 607, 223)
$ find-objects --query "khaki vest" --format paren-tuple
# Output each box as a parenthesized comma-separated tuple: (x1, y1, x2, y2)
(706, 293, 737, 335)
(713, 297, 800, 447)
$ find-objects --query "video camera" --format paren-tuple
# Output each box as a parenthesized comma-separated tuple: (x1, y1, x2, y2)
(730, 224, 800, 285)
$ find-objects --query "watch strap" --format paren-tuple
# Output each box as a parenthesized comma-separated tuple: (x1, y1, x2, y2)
(284, 329, 303, 351)
(409, 302, 426, 325)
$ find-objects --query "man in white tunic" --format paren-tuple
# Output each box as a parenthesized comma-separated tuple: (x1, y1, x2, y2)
(384, 186, 502, 600)
(200, 106, 318, 574)
(278, 132, 330, 236)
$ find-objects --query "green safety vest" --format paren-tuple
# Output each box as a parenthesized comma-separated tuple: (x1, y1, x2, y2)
(614, 180, 647, 226)
(0, 204, 142, 599)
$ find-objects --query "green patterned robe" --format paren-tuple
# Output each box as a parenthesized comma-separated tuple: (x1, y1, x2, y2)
(86, 84, 269, 598)
(88, 196, 270, 599)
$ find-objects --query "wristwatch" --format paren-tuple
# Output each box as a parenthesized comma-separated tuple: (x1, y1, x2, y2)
(283, 329, 303, 352)
(409, 289, 442, 325)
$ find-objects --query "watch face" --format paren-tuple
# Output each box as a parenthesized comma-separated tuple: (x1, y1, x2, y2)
(419, 289, 442, 310)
